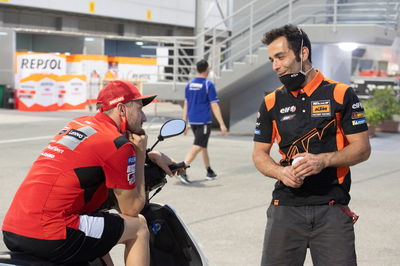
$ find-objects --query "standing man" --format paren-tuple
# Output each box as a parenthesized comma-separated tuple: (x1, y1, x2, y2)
(180, 59, 228, 184)
(253, 24, 371, 265)
(2, 80, 177, 266)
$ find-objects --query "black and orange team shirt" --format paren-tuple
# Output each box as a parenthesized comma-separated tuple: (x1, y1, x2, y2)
(253, 70, 368, 206)
(2, 112, 136, 240)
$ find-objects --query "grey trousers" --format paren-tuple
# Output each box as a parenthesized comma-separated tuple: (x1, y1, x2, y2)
(261, 204, 357, 266)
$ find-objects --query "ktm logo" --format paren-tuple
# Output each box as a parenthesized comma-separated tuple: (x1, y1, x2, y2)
(313, 105, 329, 112)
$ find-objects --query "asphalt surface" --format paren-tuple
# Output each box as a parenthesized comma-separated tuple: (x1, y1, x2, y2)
(0, 102, 399, 266)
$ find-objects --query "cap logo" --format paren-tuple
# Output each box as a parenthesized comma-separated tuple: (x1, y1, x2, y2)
(109, 96, 125, 105)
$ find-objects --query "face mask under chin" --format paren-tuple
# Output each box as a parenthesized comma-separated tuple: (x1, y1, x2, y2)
(279, 71, 306, 92)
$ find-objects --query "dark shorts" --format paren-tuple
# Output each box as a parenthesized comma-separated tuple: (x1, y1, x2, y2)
(191, 124, 211, 148)
(3, 212, 124, 264)
(261, 204, 357, 266)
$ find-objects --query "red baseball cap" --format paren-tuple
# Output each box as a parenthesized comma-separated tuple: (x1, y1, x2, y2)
(97, 80, 156, 111)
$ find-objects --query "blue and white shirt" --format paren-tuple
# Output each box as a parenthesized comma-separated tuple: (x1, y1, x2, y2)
(185, 77, 220, 125)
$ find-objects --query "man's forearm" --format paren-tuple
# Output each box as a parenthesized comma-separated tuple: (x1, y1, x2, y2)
(211, 103, 226, 127)
(134, 151, 146, 204)
(320, 143, 370, 168)
(182, 100, 188, 122)
(253, 150, 282, 180)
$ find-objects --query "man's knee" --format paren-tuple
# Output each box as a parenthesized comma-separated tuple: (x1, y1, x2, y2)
(137, 215, 150, 240)
(118, 214, 149, 244)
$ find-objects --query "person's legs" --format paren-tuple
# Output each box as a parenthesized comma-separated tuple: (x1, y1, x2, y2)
(184, 145, 204, 166)
(3, 212, 125, 265)
(117, 214, 150, 266)
(260, 205, 308, 266)
(201, 148, 210, 168)
(309, 205, 357, 266)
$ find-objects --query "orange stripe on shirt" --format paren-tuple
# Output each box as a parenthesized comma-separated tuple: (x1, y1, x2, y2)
(335, 113, 349, 184)
(333, 83, 348, 105)
(264, 91, 276, 111)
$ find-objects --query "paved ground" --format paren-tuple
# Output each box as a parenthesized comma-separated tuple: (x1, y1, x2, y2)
(0, 102, 399, 266)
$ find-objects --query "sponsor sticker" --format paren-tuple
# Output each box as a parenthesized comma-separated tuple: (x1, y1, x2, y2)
(58, 126, 70, 135)
(352, 118, 367, 126)
(280, 105, 296, 114)
(311, 100, 331, 117)
(127, 173, 136, 185)
(41, 152, 55, 159)
(281, 114, 296, 121)
(67, 129, 87, 141)
(47, 145, 64, 154)
(109, 96, 125, 105)
(352, 102, 363, 109)
(351, 112, 365, 119)
(127, 156, 136, 185)
(128, 156, 136, 165)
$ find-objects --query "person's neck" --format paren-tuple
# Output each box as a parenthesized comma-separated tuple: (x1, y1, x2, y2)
(197, 72, 208, 79)
(302, 64, 316, 87)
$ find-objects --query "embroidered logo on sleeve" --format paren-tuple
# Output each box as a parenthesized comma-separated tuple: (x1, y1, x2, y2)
(352, 118, 367, 126)
(351, 112, 365, 119)
(311, 100, 331, 117)
(127, 156, 136, 185)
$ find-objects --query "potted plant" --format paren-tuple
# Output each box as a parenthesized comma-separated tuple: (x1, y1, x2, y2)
(362, 87, 400, 136)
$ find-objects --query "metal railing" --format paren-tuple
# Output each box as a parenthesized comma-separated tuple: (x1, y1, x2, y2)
(142, 0, 400, 89)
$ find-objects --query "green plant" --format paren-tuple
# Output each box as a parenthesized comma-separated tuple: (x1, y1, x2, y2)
(362, 87, 400, 126)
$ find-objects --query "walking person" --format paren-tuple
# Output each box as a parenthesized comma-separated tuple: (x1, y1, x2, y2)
(179, 59, 228, 184)
(252, 24, 371, 265)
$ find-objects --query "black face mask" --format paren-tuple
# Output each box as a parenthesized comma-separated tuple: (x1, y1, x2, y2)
(279, 71, 306, 92)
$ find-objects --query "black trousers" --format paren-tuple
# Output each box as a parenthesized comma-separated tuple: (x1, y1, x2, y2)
(261, 204, 357, 266)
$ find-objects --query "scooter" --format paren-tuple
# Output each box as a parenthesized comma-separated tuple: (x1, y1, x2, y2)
(0, 119, 208, 266)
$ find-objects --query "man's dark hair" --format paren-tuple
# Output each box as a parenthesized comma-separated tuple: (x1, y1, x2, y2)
(262, 24, 312, 63)
(196, 59, 209, 73)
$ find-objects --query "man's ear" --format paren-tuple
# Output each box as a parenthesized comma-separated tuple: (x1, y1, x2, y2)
(117, 103, 125, 116)
(301, 46, 310, 62)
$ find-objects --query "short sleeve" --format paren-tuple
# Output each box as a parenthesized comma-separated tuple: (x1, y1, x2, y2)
(253, 99, 274, 143)
(104, 143, 137, 189)
(341, 87, 369, 134)
(207, 81, 219, 103)
(184, 83, 189, 100)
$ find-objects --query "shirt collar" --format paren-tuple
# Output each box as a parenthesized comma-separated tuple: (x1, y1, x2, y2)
(95, 112, 119, 130)
(290, 70, 324, 97)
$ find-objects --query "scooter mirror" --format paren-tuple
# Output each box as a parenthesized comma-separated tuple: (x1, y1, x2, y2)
(160, 119, 186, 139)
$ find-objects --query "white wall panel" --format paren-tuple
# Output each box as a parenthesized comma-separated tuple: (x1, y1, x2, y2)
(0, 0, 196, 27)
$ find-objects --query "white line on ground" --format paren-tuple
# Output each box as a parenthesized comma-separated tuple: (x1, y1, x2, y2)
(0, 136, 53, 144)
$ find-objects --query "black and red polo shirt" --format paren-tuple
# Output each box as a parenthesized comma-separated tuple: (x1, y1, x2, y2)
(2, 112, 136, 240)
(254, 70, 368, 206)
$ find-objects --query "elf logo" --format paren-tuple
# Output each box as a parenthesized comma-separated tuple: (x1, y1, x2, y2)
(280, 105, 296, 114)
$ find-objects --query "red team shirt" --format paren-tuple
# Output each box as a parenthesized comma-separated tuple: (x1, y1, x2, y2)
(2, 112, 136, 240)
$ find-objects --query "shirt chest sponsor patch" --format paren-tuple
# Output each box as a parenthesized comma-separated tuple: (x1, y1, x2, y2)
(311, 100, 331, 117)
(127, 156, 136, 185)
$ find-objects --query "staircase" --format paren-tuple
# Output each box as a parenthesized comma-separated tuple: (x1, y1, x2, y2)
(141, 0, 400, 134)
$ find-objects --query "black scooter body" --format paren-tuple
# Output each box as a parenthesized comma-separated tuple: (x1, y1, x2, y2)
(142, 203, 204, 266)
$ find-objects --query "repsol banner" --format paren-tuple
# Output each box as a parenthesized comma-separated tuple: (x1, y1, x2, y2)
(15, 52, 67, 79)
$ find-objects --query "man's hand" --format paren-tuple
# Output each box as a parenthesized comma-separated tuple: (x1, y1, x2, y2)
(184, 124, 190, 135)
(220, 125, 228, 136)
(147, 151, 176, 177)
(292, 153, 326, 179)
(128, 131, 147, 156)
(279, 165, 303, 188)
